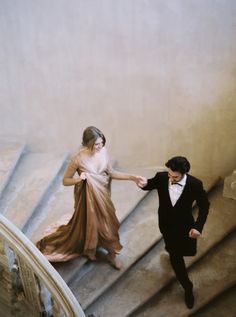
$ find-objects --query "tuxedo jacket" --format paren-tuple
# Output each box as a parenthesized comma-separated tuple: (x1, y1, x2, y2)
(142, 171, 210, 256)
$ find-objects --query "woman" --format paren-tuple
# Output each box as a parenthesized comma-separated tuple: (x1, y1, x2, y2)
(36, 126, 142, 269)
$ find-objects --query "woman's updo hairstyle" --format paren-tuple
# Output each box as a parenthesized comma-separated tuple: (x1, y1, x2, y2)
(82, 126, 106, 149)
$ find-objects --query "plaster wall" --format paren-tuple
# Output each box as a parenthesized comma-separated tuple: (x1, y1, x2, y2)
(0, 0, 236, 180)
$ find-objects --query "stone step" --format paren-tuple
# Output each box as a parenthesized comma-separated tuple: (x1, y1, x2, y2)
(0, 140, 25, 197)
(133, 230, 236, 317)
(70, 190, 160, 309)
(190, 285, 236, 317)
(190, 284, 236, 317)
(84, 183, 236, 317)
(0, 152, 68, 230)
(28, 167, 155, 285)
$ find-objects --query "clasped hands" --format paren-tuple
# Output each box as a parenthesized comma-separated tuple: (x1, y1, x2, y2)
(133, 176, 148, 188)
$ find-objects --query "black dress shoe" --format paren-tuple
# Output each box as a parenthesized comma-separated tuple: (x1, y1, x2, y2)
(184, 286, 194, 309)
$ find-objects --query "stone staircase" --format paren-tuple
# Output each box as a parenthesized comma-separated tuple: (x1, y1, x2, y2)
(0, 140, 235, 317)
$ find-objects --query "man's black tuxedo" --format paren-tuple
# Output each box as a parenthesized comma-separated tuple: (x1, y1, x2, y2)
(142, 171, 210, 256)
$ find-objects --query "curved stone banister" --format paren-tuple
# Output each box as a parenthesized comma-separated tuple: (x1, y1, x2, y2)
(0, 214, 86, 317)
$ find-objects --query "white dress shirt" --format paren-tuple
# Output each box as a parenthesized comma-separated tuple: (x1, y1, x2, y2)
(168, 174, 187, 206)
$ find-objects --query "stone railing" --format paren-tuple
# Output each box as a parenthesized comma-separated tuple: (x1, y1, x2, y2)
(0, 214, 86, 317)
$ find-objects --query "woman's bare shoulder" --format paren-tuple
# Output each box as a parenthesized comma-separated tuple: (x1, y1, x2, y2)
(70, 148, 84, 164)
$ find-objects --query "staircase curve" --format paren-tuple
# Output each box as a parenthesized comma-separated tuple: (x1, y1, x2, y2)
(0, 139, 235, 317)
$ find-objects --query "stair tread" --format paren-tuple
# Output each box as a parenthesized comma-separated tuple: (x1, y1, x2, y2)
(0, 152, 67, 229)
(134, 231, 236, 317)
(0, 141, 25, 195)
(71, 190, 160, 309)
(85, 185, 236, 317)
(1, 139, 231, 317)
(191, 284, 236, 317)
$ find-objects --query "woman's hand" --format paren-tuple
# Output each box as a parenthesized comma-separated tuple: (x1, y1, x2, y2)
(80, 172, 87, 180)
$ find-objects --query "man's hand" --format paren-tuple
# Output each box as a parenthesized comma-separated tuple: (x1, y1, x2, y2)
(189, 228, 201, 239)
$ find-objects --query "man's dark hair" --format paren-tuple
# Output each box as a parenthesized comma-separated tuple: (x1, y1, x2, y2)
(165, 156, 190, 174)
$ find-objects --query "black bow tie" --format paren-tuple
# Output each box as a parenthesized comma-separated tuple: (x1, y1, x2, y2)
(171, 182, 183, 186)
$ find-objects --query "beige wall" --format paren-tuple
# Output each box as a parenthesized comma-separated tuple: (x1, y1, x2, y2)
(0, 0, 236, 180)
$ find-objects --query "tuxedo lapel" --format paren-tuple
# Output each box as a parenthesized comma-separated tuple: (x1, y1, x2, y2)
(163, 175, 173, 207)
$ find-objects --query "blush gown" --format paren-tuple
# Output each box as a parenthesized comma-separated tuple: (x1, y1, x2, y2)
(36, 147, 122, 262)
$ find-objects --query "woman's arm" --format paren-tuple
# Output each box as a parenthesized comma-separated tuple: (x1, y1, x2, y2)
(109, 165, 145, 186)
(106, 149, 144, 186)
(63, 158, 86, 186)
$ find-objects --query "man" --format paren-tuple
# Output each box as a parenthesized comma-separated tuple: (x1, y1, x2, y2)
(139, 156, 210, 309)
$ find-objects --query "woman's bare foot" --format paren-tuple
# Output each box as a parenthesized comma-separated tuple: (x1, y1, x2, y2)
(107, 253, 123, 270)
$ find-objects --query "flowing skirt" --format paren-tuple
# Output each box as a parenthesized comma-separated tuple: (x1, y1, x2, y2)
(36, 174, 122, 262)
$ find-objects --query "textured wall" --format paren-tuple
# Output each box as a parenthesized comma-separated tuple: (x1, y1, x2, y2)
(0, 0, 236, 180)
